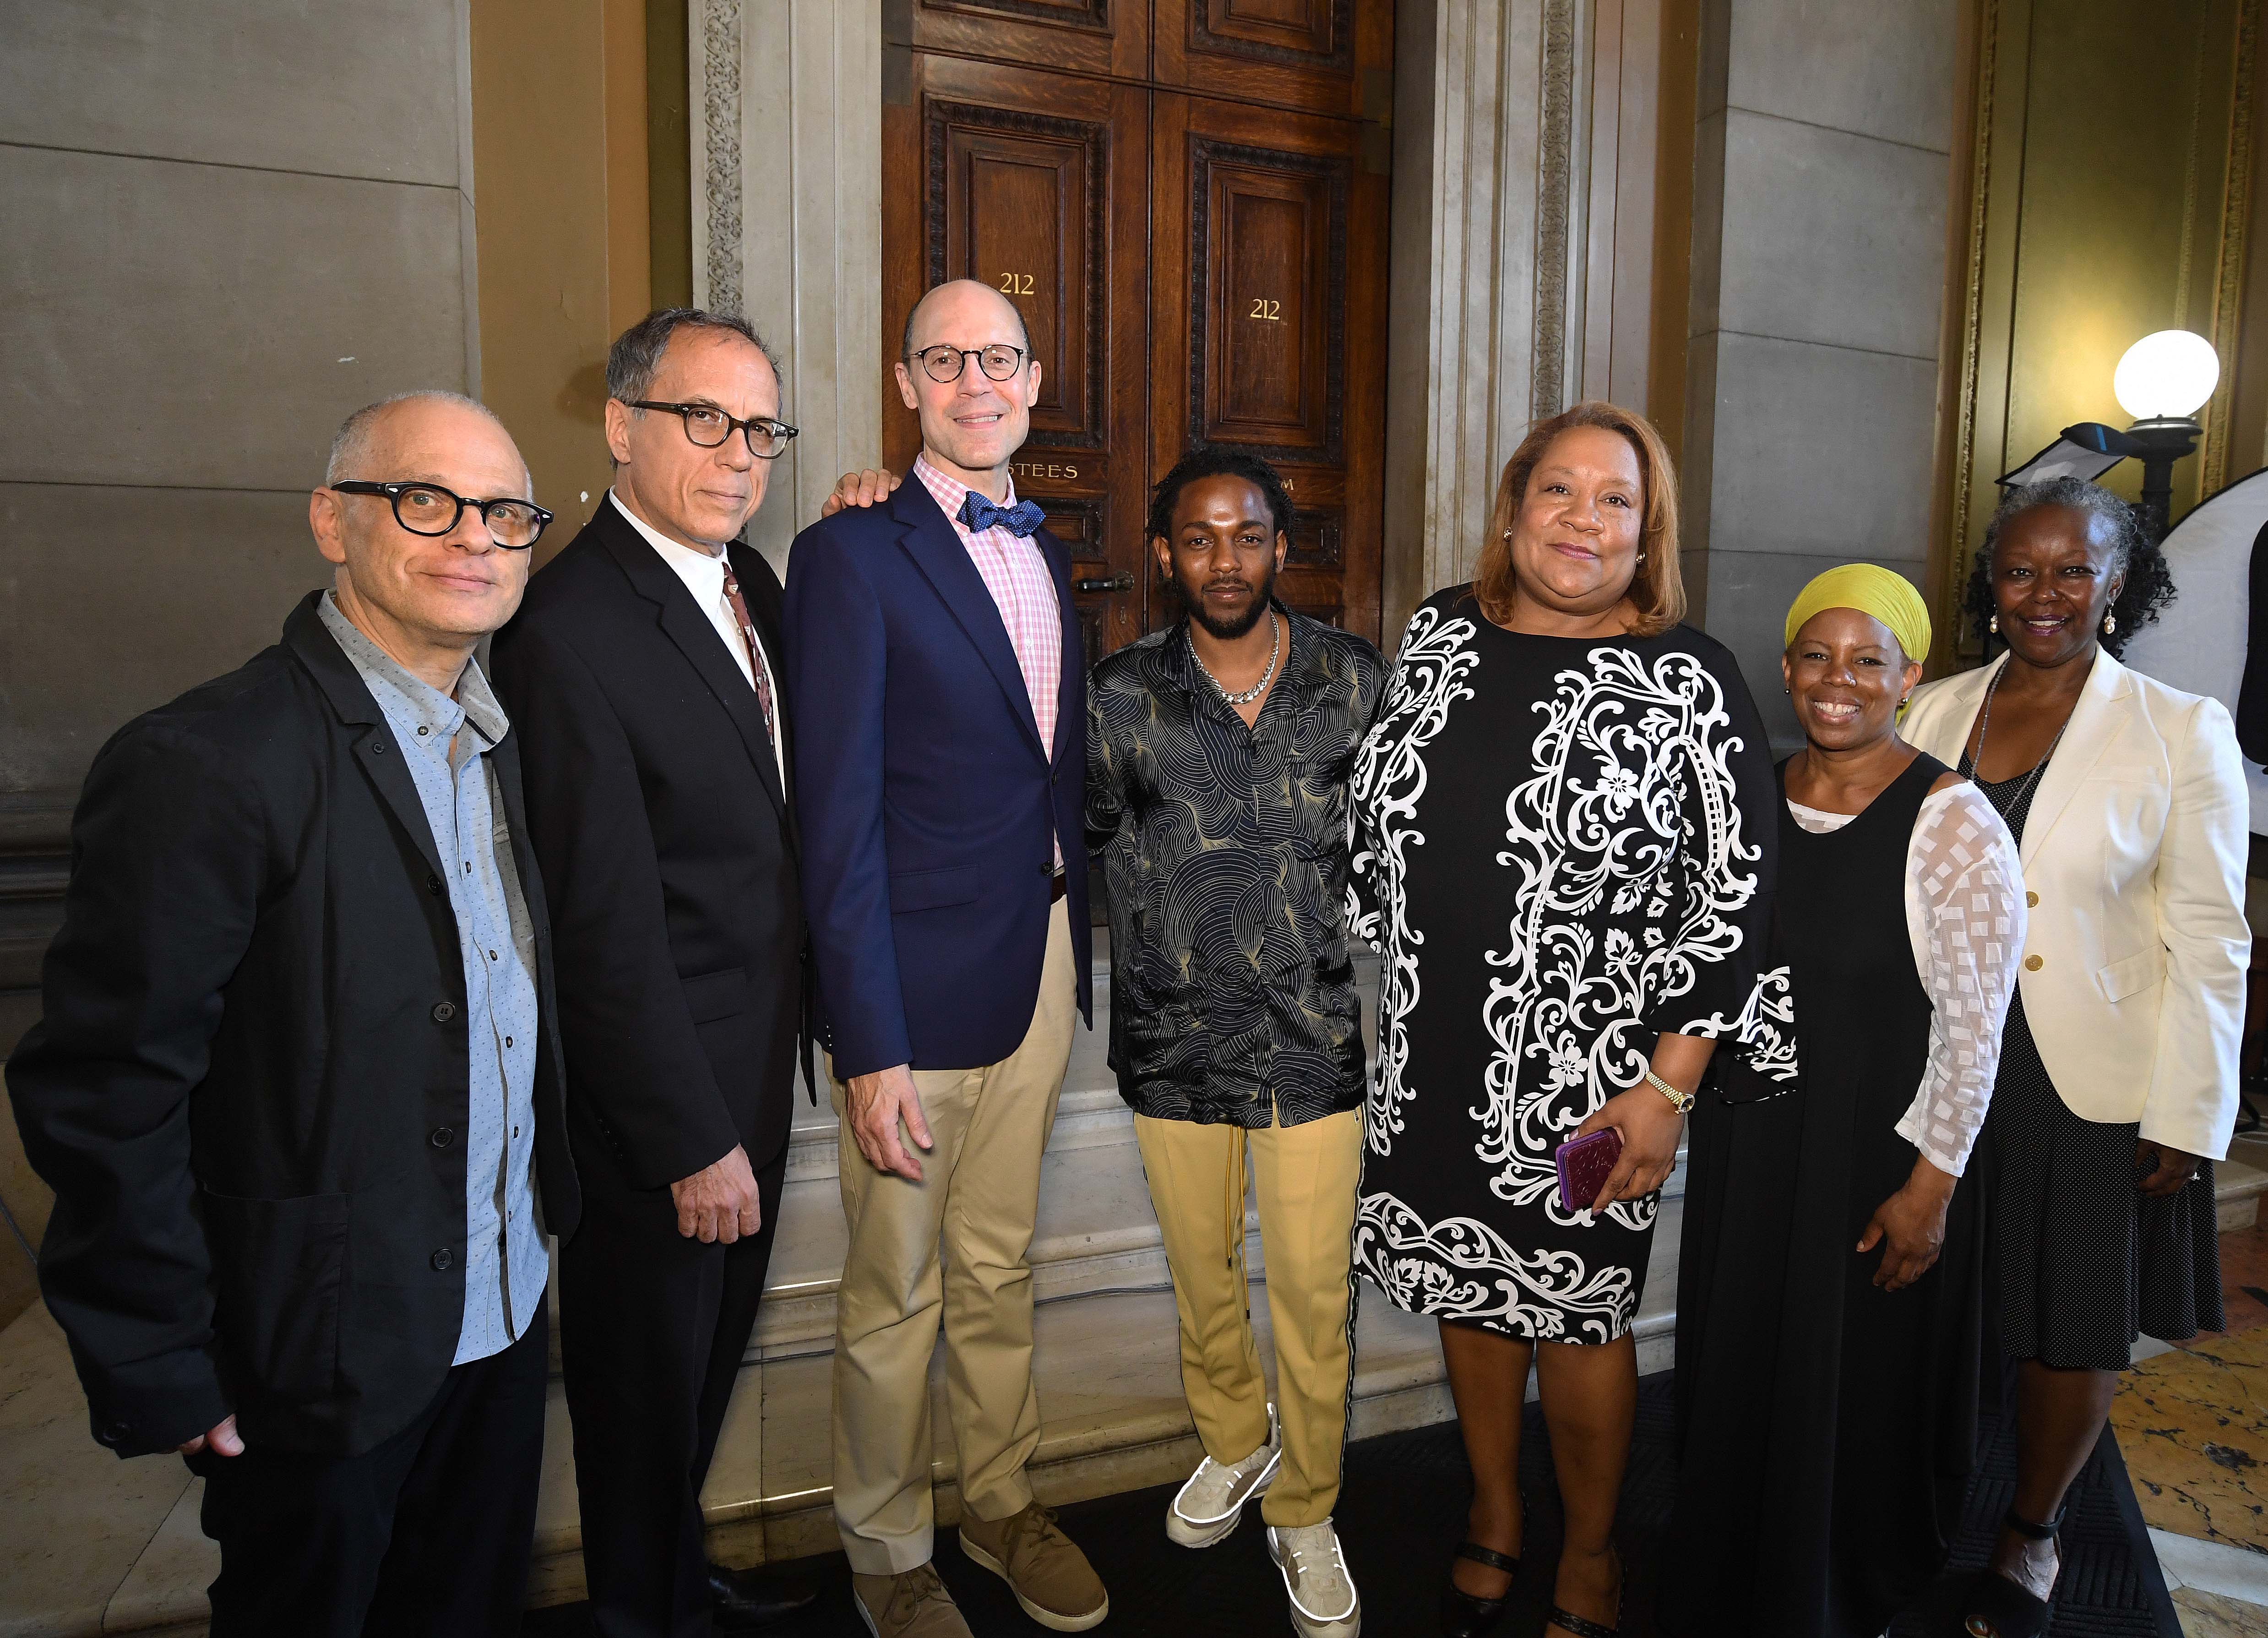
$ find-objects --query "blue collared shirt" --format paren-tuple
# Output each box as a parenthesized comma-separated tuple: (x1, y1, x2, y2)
(319, 593, 546, 1364)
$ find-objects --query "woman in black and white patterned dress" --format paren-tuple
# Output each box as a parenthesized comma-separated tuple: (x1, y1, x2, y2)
(1348, 404, 1780, 1638)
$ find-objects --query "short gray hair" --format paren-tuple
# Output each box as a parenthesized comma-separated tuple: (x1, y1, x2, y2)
(324, 390, 522, 489)
(1983, 475, 2144, 574)
(606, 308, 778, 403)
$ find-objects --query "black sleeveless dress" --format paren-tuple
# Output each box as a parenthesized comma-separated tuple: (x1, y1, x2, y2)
(1663, 754, 1984, 1638)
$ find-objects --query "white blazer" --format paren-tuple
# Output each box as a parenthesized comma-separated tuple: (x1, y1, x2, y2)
(1902, 650, 2249, 1160)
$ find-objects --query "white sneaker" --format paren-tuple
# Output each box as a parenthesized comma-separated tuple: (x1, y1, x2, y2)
(1266, 1519, 1361, 1638)
(1165, 1404, 1281, 1547)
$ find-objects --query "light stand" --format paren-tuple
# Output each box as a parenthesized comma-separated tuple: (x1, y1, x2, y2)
(2122, 415, 2202, 546)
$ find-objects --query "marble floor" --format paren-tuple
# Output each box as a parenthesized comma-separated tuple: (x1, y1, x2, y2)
(2112, 1189, 2268, 1637)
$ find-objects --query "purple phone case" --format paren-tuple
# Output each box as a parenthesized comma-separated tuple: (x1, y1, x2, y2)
(1555, 1129, 1624, 1213)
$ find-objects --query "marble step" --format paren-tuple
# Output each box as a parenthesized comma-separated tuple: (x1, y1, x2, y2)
(0, 1193, 1685, 1634)
(2216, 1150, 2268, 1232)
(758, 1094, 1689, 1352)
(522, 1191, 1691, 1606)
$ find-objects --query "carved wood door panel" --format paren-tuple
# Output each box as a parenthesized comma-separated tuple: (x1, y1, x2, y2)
(1150, 93, 1385, 641)
(879, 3, 1393, 659)
(882, 54, 1153, 659)
(1151, 0, 1393, 120)
(897, 0, 1150, 80)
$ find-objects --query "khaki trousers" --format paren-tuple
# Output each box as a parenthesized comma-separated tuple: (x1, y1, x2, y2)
(829, 900, 1077, 1573)
(1131, 1106, 1362, 1527)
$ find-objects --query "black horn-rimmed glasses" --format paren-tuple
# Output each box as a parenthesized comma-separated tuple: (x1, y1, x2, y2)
(628, 400, 800, 458)
(329, 481, 553, 549)
(907, 343, 1027, 384)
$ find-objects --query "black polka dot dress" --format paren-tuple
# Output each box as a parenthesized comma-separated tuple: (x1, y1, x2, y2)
(1963, 754, 2225, 1370)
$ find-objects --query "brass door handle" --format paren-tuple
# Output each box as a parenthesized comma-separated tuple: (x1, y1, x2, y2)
(1072, 573, 1135, 594)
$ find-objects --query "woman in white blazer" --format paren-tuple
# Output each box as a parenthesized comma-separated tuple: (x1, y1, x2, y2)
(1902, 478, 2246, 1638)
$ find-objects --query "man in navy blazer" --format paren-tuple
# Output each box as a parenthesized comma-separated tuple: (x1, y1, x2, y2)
(782, 279, 1103, 1638)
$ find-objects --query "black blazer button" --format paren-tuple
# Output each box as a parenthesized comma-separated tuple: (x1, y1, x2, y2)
(371, 740, 387, 755)
(426, 873, 443, 896)
(429, 1126, 455, 1148)
(431, 1001, 456, 1023)
(102, 1420, 130, 1443)
(430, 1247, 453, 1271)
(1039, 861, 1053, 876)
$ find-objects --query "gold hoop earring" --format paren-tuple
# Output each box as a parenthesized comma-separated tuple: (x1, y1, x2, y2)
(1989, 614, 2000, 634)
(2103, 611, 2117, 635)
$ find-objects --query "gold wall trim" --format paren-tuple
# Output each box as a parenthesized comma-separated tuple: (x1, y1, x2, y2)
(2205, 0, 2260, 496)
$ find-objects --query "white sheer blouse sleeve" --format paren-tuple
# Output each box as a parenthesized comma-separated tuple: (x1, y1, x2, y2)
(1897, 781, 2026, 1175)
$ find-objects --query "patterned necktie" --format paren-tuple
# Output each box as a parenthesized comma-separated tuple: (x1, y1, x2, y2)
(717, 559, 779, 762)
(958, 492, 1047, 538)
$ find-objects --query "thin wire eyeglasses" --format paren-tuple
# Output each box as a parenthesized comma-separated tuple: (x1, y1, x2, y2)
(628, 400, 800, 458)
(329, 481, 552, 549)
(907, 343, 1027, 384)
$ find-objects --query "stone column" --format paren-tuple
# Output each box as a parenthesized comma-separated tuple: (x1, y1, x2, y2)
(690, 0, 883, 574)
(1386, 0, 1597, 627)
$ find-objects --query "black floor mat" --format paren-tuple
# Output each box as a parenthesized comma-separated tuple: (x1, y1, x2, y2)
(524, 1372, 2178, 1637)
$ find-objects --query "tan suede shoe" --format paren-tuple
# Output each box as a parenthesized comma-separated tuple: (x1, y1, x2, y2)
(958, 1502, 1110, 1631)
(851, 1564, 972, 1638)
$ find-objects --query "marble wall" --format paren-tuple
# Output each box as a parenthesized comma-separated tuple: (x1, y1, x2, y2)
(1680, 0, 1960, 743)
(0, 0, 484, 1323)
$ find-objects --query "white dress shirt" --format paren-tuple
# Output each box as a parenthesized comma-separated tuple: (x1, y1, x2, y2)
(609, 490, 787, 789)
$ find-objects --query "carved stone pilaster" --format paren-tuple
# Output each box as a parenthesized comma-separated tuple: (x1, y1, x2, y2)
(689, 0, 882, 572)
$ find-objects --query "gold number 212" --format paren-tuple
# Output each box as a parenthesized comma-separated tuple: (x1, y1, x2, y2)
(997, 272, 1036, 295)
(1249, 298, 1282, 321)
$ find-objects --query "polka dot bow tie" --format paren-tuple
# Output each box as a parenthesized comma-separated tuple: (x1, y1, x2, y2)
(957, 492, 1046, 538)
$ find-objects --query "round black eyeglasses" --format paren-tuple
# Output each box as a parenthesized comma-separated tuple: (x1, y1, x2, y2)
(907, 343, 1027, 384)
(629, 400, 800, 458)
(330, 481, 553, 549)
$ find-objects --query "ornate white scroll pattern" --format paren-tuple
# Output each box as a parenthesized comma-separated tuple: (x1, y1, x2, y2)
(1347, 606, 1481, 1155)
(1475, 647, 1762, 1223)
(1354, 1190, 1636, 1342)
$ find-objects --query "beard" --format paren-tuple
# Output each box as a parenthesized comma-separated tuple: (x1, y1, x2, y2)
(1181, 565, 1279, 640)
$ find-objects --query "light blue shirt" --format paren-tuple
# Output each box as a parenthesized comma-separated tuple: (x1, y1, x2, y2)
(320, 594, 546, 1364)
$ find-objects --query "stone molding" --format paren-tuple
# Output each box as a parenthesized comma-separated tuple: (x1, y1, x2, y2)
(1416, 0, 1594, 600)
(691, 0, 883, 572)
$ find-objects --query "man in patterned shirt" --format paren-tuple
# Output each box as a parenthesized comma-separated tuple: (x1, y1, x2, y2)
(1086, 448, 1387, 1638)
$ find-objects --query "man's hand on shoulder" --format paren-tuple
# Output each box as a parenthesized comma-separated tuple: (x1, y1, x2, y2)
(820, 469, 902, 518)
(845, 1064, 933, 1181)
(670, 1144, 763, 1242)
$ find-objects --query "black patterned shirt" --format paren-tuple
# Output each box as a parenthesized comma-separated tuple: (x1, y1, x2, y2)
(1085, 606, 1388, 1127)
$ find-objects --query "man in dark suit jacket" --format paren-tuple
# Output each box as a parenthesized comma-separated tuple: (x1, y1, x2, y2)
(783, 279, 1102, 1638)
(8, 391, 579, 1637)
(489, 310, 813, 1637)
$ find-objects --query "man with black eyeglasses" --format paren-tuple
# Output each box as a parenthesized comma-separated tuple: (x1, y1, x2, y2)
(489, 310, 818, 1635)
(10, 391, 579, 1635)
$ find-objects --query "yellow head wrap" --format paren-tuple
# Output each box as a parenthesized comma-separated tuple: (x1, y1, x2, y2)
(1782, 564, 1931, 664)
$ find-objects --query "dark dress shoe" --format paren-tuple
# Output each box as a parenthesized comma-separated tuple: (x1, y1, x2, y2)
(708, 1564, 820, 1631)
(1441, 1541, 1519, 1638)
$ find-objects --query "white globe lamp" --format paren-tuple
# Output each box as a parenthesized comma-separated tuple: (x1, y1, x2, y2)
(2111, 329, 2218, 543)
(2113, 329, 2220, 420)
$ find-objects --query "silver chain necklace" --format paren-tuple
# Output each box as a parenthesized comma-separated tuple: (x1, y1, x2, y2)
(1191, 611, 1281, 706)
(1974, 663, 2069, 815)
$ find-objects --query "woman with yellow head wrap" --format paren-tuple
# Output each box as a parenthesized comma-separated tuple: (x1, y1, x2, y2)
(1660, 566, 2025, 1636)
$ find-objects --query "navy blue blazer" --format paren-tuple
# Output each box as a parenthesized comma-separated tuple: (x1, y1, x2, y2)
(783, 477, 1091, 1078)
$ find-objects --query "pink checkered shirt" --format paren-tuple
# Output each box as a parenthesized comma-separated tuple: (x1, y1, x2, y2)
(912, 455, 1063, 761)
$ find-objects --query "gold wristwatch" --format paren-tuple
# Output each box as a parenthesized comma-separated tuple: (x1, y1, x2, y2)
(1643, 1069, 1695, 1115)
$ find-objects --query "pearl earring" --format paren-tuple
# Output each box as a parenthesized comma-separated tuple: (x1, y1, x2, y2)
(2103, 611, 2117, 635)
(1989, 614, 2000, 634)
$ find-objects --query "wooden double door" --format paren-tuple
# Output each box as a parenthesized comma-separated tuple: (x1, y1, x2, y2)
(881, 0, 1394, 661)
